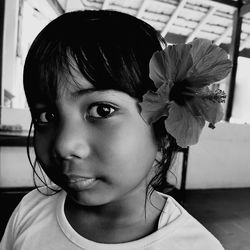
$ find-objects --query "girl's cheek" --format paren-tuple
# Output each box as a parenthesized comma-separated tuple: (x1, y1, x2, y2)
(89, 118, 120, 137)
(95, 120, 133, 151)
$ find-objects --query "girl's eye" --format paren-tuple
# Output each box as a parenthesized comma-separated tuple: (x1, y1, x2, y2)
(34, 111, 55, 124)
(88, 103, 116, 119)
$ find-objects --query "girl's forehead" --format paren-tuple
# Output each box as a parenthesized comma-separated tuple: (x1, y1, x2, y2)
(57, 68, 94, 97)
(56, 69, 134, 105)
(32, 58, 135, 105)
(54, 51, 97, 93)
(30, 66, 94, 107)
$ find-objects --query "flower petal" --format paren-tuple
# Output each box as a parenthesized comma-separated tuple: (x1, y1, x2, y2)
(186, 97, 224, 126)
(186, 39, 232, 87)
(149, 50, 170, 88)
(149, 43, 193, 88)
(165, 102, 205, 147)
(139, 84, 170, 124)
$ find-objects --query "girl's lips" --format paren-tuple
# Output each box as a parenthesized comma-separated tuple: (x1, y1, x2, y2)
(64, 176, 97, 190)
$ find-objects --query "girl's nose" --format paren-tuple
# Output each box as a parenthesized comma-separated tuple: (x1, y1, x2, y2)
(53, 121, 91, 160)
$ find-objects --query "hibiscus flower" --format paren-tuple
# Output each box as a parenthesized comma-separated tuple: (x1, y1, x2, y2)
(139, 38, 232, 148)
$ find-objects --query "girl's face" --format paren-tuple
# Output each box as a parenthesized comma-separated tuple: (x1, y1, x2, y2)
(33, 67, 158, 206)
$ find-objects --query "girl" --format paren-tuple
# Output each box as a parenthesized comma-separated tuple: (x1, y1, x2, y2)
(0, 10, 230, 249)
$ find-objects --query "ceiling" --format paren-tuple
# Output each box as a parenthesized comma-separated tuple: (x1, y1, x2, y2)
(29, 0, 250, 57)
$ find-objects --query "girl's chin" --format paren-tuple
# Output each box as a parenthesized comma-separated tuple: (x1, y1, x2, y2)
(64, 181, 113, 206)
(68, 190, 113, 207)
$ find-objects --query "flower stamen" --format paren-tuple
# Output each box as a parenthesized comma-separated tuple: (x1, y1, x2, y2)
(184, 88, 226, 103)
(210, 89, 227, 103)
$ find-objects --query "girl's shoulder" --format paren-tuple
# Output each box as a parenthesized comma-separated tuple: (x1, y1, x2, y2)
(23, 185, 61, 199)
(19, 185, 61, 205)
(10, 186, 63, 227)
(0, 186, 66, 250)
(157, 193, 224, 249)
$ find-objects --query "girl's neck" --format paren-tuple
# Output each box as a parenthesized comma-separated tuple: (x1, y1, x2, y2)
(64, 190, 166, 243)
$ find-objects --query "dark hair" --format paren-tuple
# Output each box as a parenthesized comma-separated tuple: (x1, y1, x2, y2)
(24, 10, 178, 196)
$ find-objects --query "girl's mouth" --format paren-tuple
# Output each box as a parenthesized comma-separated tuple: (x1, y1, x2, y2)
(65, 176, 97, 190)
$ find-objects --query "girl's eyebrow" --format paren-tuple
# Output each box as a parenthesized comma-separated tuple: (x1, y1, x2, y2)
(70, 88, 120, 99)
(70, 88, 97, 98)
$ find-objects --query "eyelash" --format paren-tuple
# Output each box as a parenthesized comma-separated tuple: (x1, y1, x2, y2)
(33, 103, 118, 126)
(87, 103, 117, 120)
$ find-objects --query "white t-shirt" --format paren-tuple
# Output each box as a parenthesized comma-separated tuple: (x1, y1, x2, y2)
(0, 188, 224, 250)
